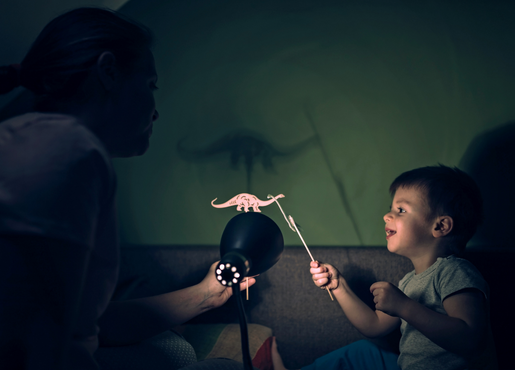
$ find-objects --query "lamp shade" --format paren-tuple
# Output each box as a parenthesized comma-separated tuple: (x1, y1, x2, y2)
(216, 212, 284, 286)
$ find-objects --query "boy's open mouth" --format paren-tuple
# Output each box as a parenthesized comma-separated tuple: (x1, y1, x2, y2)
(385, 228, 396, 238)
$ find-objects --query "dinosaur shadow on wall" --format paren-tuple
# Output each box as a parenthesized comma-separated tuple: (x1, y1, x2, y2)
(459, 120, 515, 249)
(177, 129, 316, 193)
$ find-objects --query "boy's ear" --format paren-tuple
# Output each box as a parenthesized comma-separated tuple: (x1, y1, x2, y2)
(96, 51, 119, 91)
(433, 216, 453, 238)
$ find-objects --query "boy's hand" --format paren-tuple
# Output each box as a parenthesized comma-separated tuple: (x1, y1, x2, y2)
(310, 261, 340, 290)
(370, 281, 409, 317)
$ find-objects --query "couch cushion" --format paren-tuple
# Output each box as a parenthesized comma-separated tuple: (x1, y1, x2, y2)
(177, 323, 273, 370)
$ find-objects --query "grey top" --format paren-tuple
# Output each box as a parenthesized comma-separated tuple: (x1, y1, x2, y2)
(0, 113, 119, 369)
(397, 255, 491, 370)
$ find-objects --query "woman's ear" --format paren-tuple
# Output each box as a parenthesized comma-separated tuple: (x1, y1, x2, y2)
(95, 51, 118, 91)
(433, 216, 453, 238)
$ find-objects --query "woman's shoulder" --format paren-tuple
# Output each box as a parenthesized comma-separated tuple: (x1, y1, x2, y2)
(2, 112, 93, 140)
(0, 112, 115, 189)
(1, 112, 110, 162)
(1, 111, 117, 207)
(1, 111, 76, 126)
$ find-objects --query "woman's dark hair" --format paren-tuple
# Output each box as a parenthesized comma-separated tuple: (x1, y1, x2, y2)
(0, 7, 153, 110)
(389, 164, 484, 252)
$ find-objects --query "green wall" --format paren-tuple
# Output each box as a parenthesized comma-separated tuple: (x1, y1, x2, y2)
(115, 0, 515, 247)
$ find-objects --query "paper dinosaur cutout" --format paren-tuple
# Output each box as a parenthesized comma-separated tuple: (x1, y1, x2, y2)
(211, 193, 285, 213)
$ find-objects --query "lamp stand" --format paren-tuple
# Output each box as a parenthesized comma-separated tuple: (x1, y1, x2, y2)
(232, 283, 253, 370)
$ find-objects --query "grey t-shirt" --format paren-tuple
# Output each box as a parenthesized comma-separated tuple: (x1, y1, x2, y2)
(397, 255, 492, 370)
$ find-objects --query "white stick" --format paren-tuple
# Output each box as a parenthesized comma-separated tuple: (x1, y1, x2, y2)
(268, 194, 296, 232)
(288, 215, 334, 301)
(289, 215, 315, 261)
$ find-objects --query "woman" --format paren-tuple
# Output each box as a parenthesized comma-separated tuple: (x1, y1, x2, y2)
(0, 8, 254, 370)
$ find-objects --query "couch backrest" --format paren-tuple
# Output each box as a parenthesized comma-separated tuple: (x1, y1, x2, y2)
(116, 246, 513, 369)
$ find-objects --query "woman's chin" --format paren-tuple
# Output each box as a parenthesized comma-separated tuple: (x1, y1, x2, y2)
(112, 139, 150, 158)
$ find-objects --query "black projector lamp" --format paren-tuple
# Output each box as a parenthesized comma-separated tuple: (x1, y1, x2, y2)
(216, 212, 284, 370)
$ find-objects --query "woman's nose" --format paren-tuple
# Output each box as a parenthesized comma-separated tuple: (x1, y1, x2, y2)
(152, 109, 160, 121)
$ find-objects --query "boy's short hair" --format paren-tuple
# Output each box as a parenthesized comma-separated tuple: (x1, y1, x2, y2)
(389, 165, 483, 252)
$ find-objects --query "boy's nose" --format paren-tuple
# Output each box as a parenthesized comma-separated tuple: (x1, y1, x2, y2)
(383, 212, 392, 222)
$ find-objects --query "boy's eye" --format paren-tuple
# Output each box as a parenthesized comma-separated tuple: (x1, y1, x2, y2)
(398, 208, 406, 213)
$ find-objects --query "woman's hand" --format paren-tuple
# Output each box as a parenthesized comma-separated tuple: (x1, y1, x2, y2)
(197, 261, 257, 310)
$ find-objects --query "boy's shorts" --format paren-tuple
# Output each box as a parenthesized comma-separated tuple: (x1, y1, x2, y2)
(301, 340, 400, 370)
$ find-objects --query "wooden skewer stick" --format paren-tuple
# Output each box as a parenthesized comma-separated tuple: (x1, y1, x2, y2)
(246, 277, 249, 300)
(288, 215, 334, 301)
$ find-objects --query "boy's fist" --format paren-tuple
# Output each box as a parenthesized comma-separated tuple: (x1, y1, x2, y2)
(310, 261, 340, 290)
(370, 281, 409, 317)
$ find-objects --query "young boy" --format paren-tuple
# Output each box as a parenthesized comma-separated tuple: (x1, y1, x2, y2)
(272, 165, 496, 370)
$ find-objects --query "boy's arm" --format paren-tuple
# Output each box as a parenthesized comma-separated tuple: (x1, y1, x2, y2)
(371, 282, 487, 357)
(311, 261, 400, 338)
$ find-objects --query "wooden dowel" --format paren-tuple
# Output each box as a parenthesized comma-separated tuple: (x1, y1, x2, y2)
(289, 215, 334, 301)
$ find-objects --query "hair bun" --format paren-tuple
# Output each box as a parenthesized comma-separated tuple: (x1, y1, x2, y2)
(0, 64, 22, 94)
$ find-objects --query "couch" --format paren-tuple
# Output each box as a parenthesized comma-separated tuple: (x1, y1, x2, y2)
(109, 245, 513, 370)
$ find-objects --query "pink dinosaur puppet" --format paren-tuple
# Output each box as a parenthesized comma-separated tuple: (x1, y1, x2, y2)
(211, 193, 285, 213)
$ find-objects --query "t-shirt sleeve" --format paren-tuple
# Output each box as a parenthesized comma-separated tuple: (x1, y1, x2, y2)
(435, 258, 489, 302)
(0, 123, 114, 249)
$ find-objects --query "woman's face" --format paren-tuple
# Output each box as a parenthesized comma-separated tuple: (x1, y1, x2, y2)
(109, 49, 160, 157)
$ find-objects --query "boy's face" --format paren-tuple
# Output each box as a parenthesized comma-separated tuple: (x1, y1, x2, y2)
(383, 186, 436, 258)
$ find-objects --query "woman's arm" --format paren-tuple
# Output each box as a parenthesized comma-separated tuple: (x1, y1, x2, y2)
(98, 262, 256, 346)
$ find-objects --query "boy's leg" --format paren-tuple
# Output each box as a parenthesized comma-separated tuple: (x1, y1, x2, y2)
(302, 340, 400, 370)
(180, 358, 259, 370)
